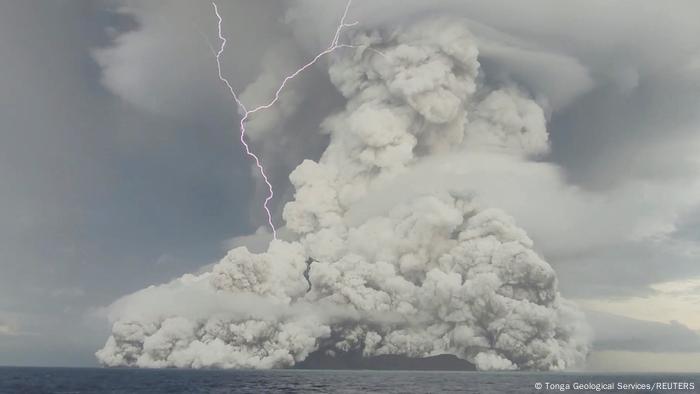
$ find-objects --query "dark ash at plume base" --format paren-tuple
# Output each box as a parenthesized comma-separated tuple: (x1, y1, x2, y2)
(296, 350, 476, 371)
(96, 13, 590, 371)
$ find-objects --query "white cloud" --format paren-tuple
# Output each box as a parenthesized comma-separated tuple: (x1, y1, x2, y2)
(0, 323, 18, 336)
(94, 0, 288, 117)
(581, 277, 700, 331)
(92, 0, 700, 371)
(96, 16, 594, 371)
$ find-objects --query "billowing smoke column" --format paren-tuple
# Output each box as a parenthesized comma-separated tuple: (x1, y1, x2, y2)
(97, 15, 590, 371)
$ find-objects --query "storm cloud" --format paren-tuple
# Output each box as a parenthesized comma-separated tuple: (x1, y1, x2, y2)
(1, 0, 699, 369)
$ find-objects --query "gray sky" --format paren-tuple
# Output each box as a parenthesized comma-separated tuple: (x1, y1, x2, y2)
(1, 0, 700, 370)
(0, 0, 255, 366)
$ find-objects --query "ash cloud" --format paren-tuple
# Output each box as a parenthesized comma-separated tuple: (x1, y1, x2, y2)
(97, 15, 590, 371)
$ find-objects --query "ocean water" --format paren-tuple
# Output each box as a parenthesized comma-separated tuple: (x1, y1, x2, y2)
(0, 368, 697, 394)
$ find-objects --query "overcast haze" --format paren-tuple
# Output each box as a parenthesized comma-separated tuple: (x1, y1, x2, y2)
(1, 0, 700, 371)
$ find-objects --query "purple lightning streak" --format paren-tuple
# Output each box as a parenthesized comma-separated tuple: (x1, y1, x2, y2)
(211, 0, 357, 240)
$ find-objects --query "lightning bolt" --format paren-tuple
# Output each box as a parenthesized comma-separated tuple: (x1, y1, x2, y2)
(211, 0, 357, 240)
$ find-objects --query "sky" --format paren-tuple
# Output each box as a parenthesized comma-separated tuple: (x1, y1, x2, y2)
(1, 0, 700, 371)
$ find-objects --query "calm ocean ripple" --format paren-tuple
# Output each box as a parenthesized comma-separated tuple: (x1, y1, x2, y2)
(0, 368, 697, 394)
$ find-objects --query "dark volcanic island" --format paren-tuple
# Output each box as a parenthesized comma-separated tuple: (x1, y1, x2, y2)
(296, 351, 476, 371)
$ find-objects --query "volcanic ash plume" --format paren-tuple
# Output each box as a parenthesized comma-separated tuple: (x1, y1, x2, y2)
(97, 17, 590, 371)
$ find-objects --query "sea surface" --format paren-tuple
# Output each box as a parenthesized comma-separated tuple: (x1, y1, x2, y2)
(0, 367, 698, 394)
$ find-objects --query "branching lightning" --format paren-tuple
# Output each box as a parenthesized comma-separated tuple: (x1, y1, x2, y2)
(211, 0, 357, 240)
